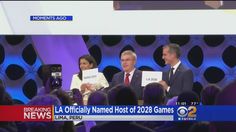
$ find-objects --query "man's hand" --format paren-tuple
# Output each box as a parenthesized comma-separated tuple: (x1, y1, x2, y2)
(159, 80, 169, 91)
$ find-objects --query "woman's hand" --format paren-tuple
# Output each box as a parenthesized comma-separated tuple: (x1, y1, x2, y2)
(80, 83, 88, 93)
(86, 84, 96, 92)
(81, 83, 95, 93)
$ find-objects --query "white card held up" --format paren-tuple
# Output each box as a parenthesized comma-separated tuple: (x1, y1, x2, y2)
(82, 68, 98, 84)
(141, 71, 162, 87)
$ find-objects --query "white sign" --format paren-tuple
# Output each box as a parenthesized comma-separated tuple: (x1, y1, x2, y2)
(82, 68, 98, 84)
(142, 71, 162, 87)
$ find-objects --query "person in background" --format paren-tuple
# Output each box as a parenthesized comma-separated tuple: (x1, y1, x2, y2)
(0, 80, 5, 104)
(50, 89, 75, 132)
(107, 85, 123, 105)
(26, 95, 63, 132)
(70, 55, 109, 101)
(138, 83, 166, 129)
(143, 82, 166, 105)
(0, 80, 18, 132)
(86, 91, 108, 131)
(111, 50, 143, 100)
(90, 85, 153, 132)
(211, 80, 236, 132)
(201, 84, 221, 105)
(71, 89, 83, 105)
(114, 85, 138, 105)
(159, 44, 193, 99)
(188, 122, 210, 132)
(177, 91, 200, 106)
(155, 91, 199, 132)
(166, 96, 178, 106)
(87, 91, 108, 105)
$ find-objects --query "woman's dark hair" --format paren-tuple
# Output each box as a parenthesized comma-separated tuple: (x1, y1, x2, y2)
(77, 55, 97, 80)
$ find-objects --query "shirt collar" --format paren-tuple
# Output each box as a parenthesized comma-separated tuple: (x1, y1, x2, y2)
(172, 60, 181, 70)
(125, 68, 136, 75)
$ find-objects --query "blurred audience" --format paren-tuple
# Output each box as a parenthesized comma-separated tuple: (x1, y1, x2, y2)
(192, 85, 203, 101)
(26, 95, 63, 132)
(107, 86, 120, 105)
(50, 89, 75, 132)
(90, 85, 153, 132)
(0, 80, 5, 104)
(177, 91, 200, 106)
(72, 89, 109, 132)
(188, 122, 210, 132)
(139, 83, 166, 129)
(155, 91, 200, 132)
(28, 94, 61, 105)
(0, 92, 14, 105)
(211, 81, 236, 132)
(215, 81, 236, 105)
(166, 96, 178, 106)
(143, 83, 166, 105)
(87, 91, 108, 105)
(201, 84, 221, 105)
(86, 91, 108, 131)
(0, 80, 18, 132)
(3, 74, 236, 132)
(115, 85, 138, 105)
(50, 89, 73, 106)
(71, 88, 83, 105)
(38, 77, 58, 95)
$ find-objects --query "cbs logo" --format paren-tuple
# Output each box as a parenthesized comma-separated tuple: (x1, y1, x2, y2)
(177, 106, 197, 118)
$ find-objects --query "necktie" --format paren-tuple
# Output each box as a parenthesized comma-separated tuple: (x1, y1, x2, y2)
(124, 73, 130, 86)
(169, 67, 175, 84)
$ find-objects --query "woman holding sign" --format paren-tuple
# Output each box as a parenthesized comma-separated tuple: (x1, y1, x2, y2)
(70, 55, 109, 101)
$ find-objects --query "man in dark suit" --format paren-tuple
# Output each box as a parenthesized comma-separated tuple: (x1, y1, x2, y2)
(111, 50, 143, 100)
(159, 44, 193, 99)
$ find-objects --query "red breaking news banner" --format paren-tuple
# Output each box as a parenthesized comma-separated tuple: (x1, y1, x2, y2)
(0, 106, 53, 121)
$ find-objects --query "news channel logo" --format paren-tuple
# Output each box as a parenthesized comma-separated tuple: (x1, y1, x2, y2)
(177, 106, 197, 121)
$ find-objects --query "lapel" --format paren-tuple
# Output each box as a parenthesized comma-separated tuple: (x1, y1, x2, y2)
(120, 72, 125, 84)
(169, 63, 182, 86)
(130, 69, 137, 87)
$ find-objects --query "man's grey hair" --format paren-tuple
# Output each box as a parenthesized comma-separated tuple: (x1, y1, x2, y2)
(121, 50, 137, 60)
(163, 44, 181, 58)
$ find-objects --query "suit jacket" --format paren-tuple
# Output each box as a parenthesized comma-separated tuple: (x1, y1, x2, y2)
(90, 122, 154, 132)
(162, 63, 193, 99)
(111, 69, 143, 100)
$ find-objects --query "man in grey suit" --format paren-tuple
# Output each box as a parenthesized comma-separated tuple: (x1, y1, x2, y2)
(159, 44, 193, 99)
(111, 50, 143, 100)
